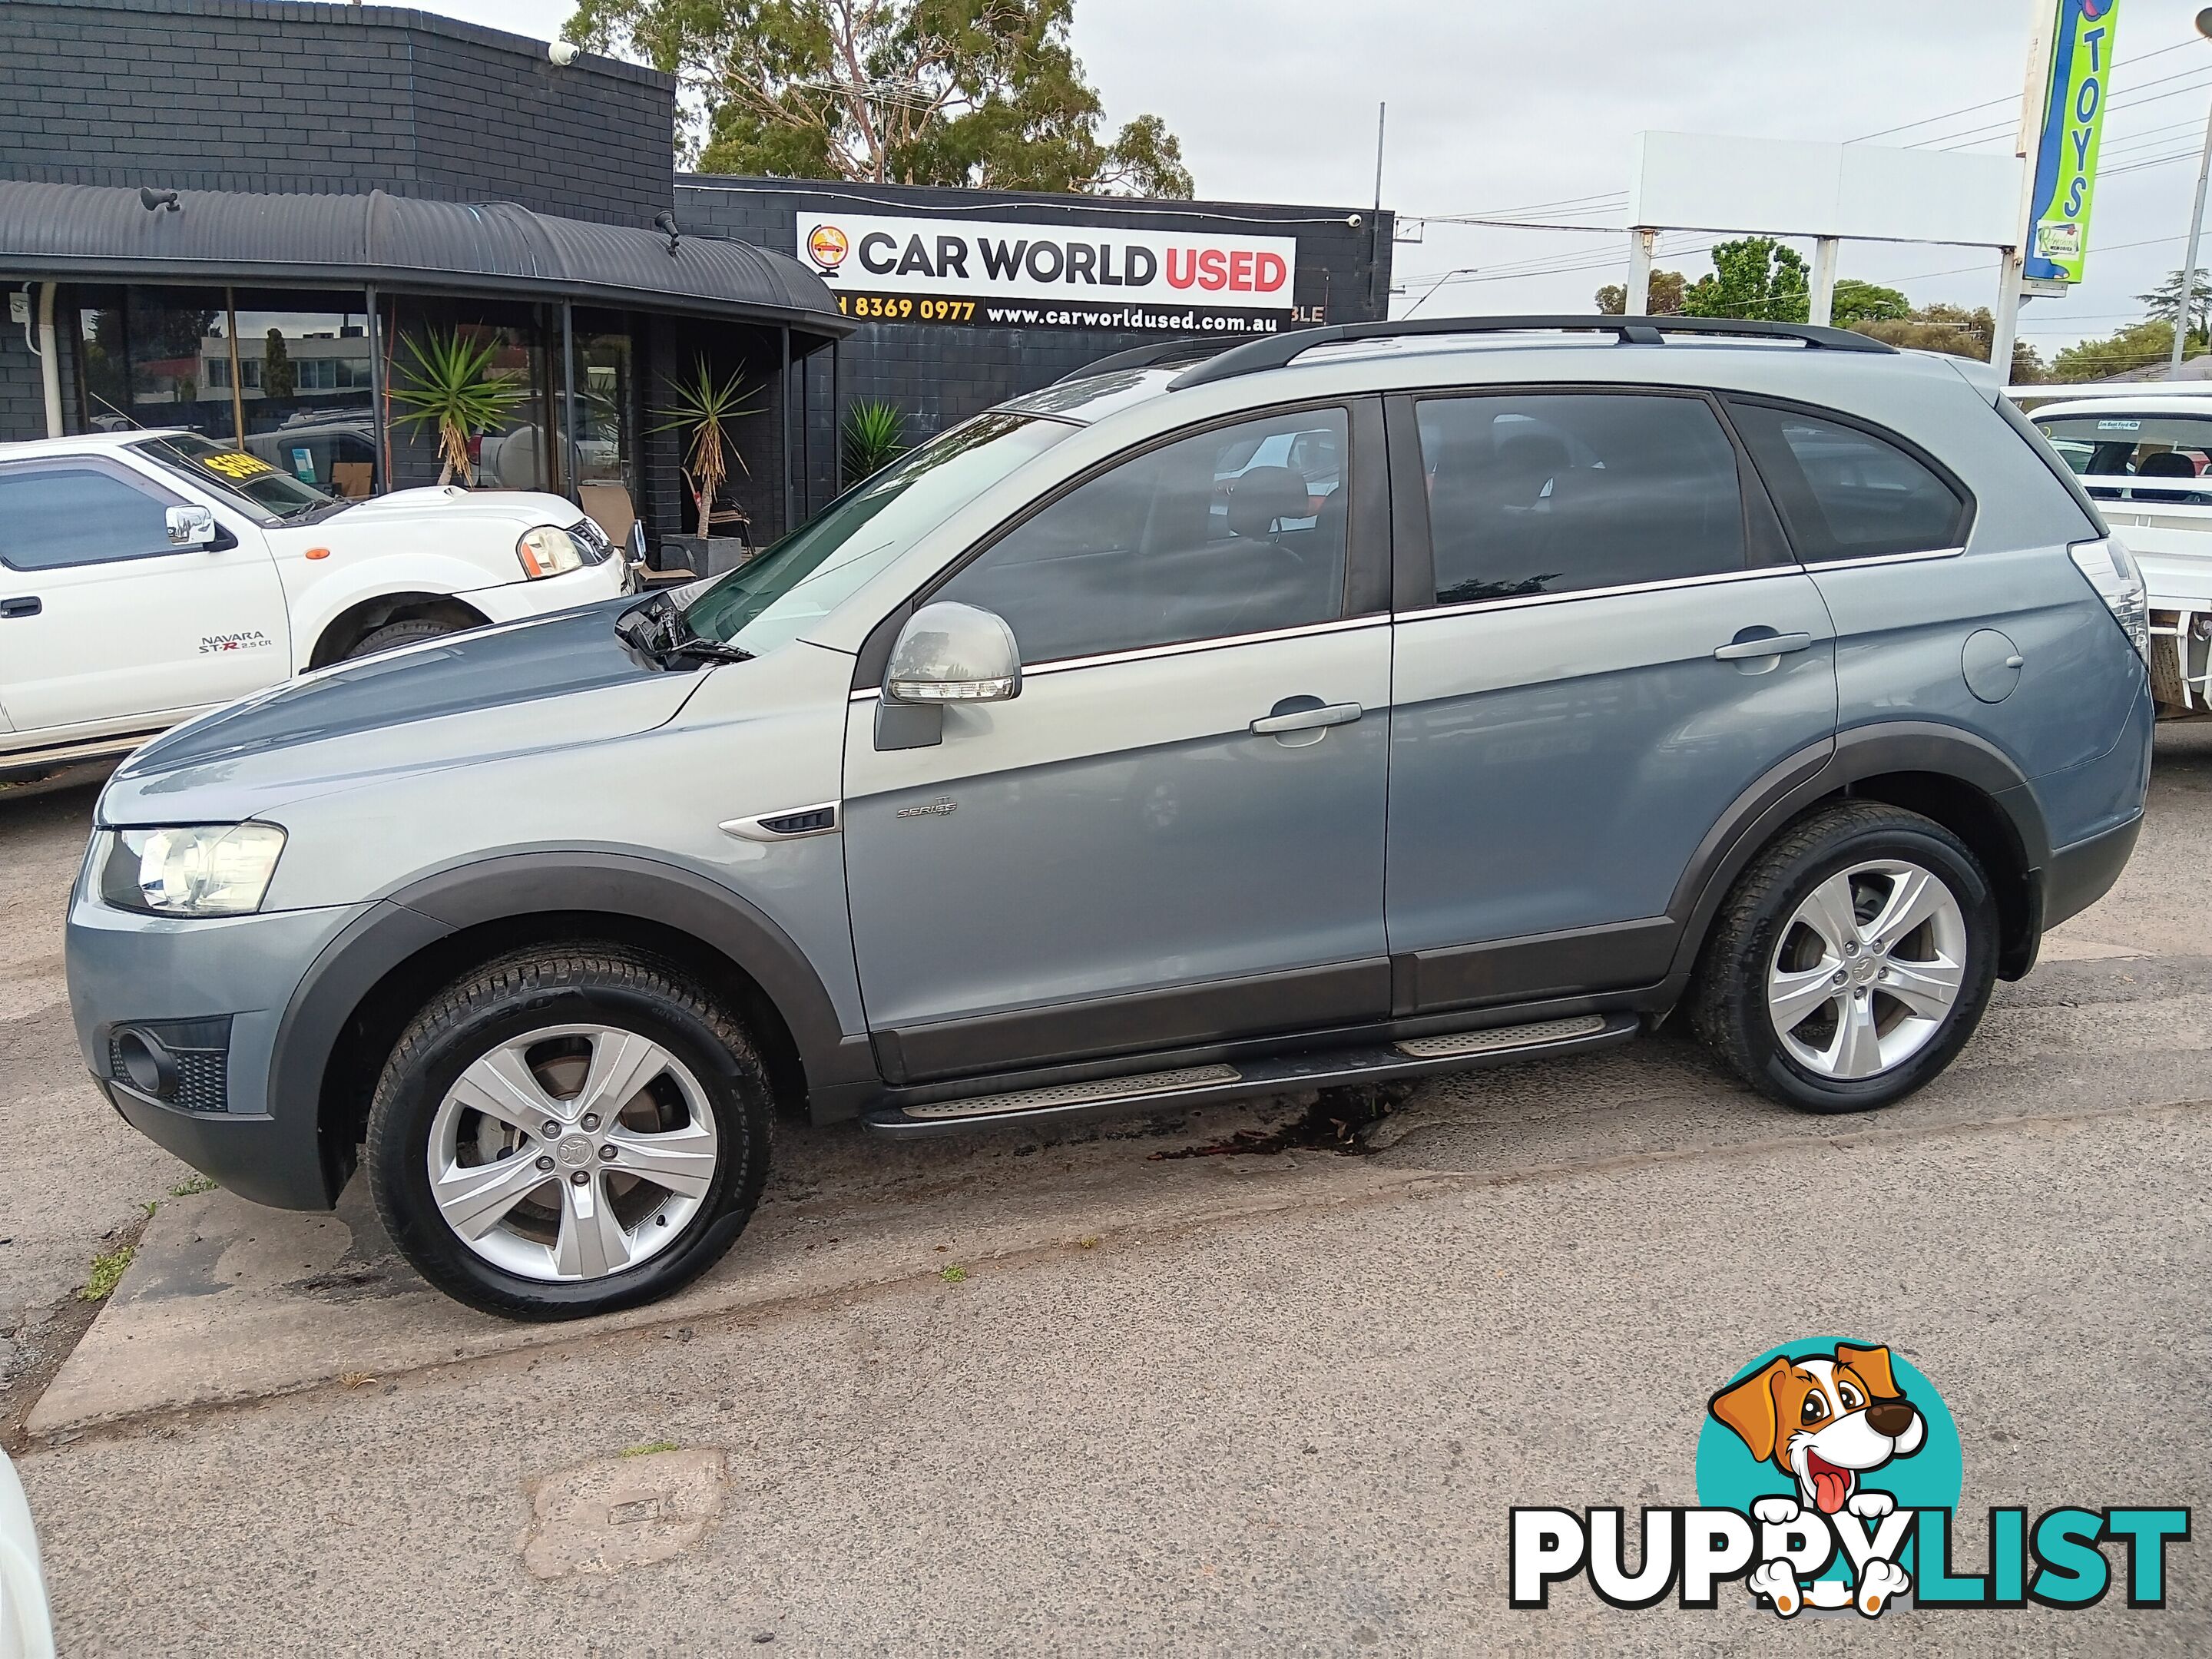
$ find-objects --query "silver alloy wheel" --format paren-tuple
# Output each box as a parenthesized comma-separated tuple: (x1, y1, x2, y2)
(1766, 859, 1969, 1081)
(426, 1023, 720, 1283)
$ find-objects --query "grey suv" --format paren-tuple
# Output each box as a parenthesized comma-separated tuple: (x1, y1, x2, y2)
(65, 317, 2153, 1319)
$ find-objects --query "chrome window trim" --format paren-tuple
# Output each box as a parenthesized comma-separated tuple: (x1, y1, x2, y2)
(1399, 545, 1971, 625)
(846, 612, 1389, 701)
(1403, 561, 1792, 624)
(1799, 544, 1966, 575)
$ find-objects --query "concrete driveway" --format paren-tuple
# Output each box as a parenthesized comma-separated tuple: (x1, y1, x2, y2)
(3, 739, 2208, 1654)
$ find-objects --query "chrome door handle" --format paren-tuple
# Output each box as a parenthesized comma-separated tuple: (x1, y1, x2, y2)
(1713, 631, 1813, 661)
(1251, 700, 1363, 735)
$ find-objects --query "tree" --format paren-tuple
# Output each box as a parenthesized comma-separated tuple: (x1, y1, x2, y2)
(1593, 270, 1684, 315)
(262, 329, 296, 401)
(1682, 237, 1809, 323)
(564, 0, 1194, 197)
(1846, 302, 2045, 382)
(2137, 267, 2212, 338)
(1830, 280, 1909, 326)
(2048, 318, 2204, 383)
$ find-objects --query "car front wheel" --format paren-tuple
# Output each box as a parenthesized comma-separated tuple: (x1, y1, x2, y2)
(1690, 803, 1998, 1114)
(365, 947, 772, 1320)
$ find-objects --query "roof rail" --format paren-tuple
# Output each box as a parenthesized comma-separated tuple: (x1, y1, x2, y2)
(1056, 336, 1227, 383)
(1167, 313, 1895, 391)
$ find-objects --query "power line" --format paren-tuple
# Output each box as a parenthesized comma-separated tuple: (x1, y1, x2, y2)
(1844, 33, 2207, 144)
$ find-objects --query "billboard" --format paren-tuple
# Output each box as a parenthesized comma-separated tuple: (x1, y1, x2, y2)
(795, 210, 1298, 333)
(2024, 0, 2119, 284)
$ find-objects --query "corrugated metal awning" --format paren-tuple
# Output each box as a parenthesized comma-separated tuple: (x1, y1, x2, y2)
(0, 178, 851, 338)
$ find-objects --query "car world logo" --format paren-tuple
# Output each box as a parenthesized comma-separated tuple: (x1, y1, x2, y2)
(806, 224, 849, 270)
(1509, 1336, 2189, 1618)
(199, 630, 273, 654)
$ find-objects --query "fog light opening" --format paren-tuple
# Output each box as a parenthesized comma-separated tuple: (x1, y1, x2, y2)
(116, 1028, 177, 1099)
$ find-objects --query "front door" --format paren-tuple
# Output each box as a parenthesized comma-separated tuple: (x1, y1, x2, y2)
(0, 457, 288, 736)
(843, 402, 1392, 1084)
(1385, 388, 1840, 1012)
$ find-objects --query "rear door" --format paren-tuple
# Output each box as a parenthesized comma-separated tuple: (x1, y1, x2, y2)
(0, 456, 288, 736)
(1383, 387, 1840, 1012)
(841, 400, 1393, 1084)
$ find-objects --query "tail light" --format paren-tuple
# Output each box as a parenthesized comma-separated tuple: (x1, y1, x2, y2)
(2068, 536, 2149, 666)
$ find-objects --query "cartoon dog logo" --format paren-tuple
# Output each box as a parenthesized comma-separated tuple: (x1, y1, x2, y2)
(1710, 1342, 1926, 1614)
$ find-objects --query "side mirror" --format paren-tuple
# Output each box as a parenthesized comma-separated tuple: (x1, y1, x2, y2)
(165, 505, 217, 548)
(876, 601, 1021, 750)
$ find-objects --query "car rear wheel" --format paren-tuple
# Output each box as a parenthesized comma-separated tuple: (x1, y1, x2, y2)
(1690, 803, 1998, 1114)
(346, 616, 459, 659)
(365, 946, 772, 1320)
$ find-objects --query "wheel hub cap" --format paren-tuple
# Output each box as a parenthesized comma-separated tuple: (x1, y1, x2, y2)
(1767, 859, 1969, 1081)
(426, 1024, 721, 1284)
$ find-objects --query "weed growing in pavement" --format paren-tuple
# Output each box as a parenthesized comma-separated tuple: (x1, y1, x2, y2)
(169, 1175, 217, 1197)
(78, 1245, 134, 1301)
(940, 1265, 969, 1283)
(621, 1440, 680, 1458)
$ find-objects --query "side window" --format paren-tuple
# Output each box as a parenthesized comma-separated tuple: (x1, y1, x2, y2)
(0, 462, 184, 572)
(938, 408, 1349, 665)
(1415, 392, 1747, 607)
(1727, 401, 1970, 561)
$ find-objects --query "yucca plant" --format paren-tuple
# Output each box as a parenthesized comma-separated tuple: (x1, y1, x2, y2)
(387, 329, 525, 485)
(841, 399, 907, 481)
(651, 359, 763, 535)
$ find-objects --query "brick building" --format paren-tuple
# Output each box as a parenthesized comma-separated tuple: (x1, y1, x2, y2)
(0, 0, 1392, 561)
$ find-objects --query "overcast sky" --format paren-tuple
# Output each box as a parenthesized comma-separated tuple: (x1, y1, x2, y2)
(423, 0, 2212, 359)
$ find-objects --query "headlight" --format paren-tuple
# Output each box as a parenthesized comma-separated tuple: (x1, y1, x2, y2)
(98, 824, 286, 916)
(517, 525, 588, 578)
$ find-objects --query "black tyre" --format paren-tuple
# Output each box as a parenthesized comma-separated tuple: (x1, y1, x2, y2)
(346, 616, 460, 660)
(365, 946, 773, 1320)
(1689, 803, 1998, 1114)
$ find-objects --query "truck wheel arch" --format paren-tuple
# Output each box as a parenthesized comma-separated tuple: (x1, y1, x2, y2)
(307, 593, 489, 669)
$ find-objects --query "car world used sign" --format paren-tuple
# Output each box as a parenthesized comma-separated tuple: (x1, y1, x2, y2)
(796, 211, 1299, 333)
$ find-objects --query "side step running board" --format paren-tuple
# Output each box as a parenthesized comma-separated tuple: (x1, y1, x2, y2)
(861, 1012, 1638, 1136)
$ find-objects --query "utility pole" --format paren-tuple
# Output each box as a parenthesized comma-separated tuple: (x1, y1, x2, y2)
(1373, 102, 1386, 211)
(2168, 10, 2212, 379)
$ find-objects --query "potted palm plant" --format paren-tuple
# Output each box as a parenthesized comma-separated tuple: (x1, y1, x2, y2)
(652, 359, 763, 575)
(841, 399, 907, 482)
(387, 328, 525, 485)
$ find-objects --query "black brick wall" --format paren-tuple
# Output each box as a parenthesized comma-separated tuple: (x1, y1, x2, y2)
(0, 0, 675, 227)
(674, 176, 1394, 501)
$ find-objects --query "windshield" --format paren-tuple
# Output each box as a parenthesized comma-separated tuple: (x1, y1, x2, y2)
(135, 432, 345, 524)
(680, 412, 1072, 656)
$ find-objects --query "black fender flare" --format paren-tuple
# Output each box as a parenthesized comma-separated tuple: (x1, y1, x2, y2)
(1663, 722, 2051, 985)
(269, 853, 879, 1202)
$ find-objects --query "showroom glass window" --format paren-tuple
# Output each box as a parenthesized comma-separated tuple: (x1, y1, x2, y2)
(1726, 399, 1970, 561)
(938, 407, 1350, 664)
(229, 290, 376, 497)
(1414, 392, 1747, 607)
(121, 286, 236, 443)
(570, 313, 637, 538)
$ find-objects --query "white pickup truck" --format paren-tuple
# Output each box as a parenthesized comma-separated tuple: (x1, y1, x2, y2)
(0, 429, 635, 776)
(2022, 387, 2212, 719)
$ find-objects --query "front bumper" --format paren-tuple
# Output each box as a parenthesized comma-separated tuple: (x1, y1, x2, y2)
(66, 891, 369, 1210)
(462, 550, 633, 624)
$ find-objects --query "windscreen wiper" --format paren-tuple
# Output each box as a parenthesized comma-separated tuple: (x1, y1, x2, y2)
(615, 596, 751, 666)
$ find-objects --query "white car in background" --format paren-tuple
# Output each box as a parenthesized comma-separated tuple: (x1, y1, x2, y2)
(2023, 388, 2212, 719)
(0, 1449, 51, 1659)
(0, 429, 636, 777)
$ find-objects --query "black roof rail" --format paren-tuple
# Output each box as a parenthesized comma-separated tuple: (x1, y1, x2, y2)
(1167, 313, 1895, 391)
(1056, 335, 1227, 383)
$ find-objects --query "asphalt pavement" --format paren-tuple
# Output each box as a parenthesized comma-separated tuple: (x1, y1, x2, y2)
(3, 738, 2209, 1654)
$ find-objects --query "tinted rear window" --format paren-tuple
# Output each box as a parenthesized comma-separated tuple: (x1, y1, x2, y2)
(1728, 400, 1970, 562)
